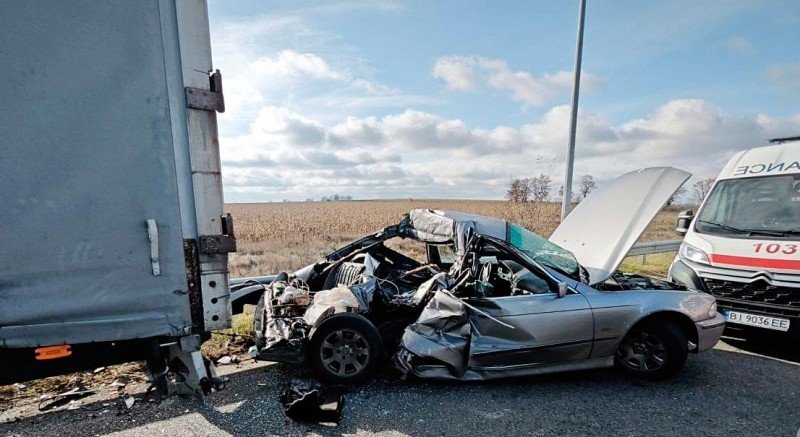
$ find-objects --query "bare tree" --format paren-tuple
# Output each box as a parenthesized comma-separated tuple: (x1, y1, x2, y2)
(578, 175, 597, 200)
(506, 178, 530, 203)
(666, 186, 687, 206)
(529, 174, 552, 202)
(692, 178, 715, 204)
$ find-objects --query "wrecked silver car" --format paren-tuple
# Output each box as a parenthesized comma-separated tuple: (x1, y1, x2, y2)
(245, 167, 725, 384)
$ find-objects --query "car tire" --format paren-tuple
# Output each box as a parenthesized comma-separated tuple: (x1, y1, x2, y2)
(307, 313, 383, 384)
(614, 319, 688, 380)
(252, 292, 266, 350)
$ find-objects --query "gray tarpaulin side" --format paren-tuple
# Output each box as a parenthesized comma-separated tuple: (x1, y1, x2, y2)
(0, 1, 194, 348)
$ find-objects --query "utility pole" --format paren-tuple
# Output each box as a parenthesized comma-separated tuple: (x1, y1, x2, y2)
(561, 0, 587, 221)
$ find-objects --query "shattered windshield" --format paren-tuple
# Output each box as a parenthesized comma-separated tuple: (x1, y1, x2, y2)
(696, 175, 800, 237)
(506, 223, 580, 279)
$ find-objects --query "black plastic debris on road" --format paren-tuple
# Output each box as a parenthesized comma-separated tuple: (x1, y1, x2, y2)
(280, 379, 344, 424)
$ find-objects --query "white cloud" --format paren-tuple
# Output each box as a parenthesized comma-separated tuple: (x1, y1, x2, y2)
(328, 116, 385, 148)
(432, 55, 600, 107)
(221, 99, 800, 201)
(210, 12, 439, 134)
(250, 50, 345, 80)
(719, 35, 755, 54)
(214, 46, 430, 135)
(432, 57, 477, 90)
(249, 106, 326, 148)
(767, 62, 800, 93)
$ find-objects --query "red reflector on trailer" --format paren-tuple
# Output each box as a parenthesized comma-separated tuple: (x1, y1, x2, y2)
(35, 345, 72, 360)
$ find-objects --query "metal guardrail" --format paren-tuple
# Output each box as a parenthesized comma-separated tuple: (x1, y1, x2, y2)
(628, 240, 682, 256)
(629, 239, 682, 264)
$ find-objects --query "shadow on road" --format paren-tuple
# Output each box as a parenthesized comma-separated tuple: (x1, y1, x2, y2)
(720, 327, 800, 364)
(2, 344, 799, 436)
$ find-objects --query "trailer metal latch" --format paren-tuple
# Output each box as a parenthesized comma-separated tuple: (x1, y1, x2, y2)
(185, 69, 225, 113)
(199, 213, 237, 254)
(147, 219, 161, 276)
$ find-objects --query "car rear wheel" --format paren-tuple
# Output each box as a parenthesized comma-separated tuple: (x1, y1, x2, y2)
(614, 319, 688, 380)
(308, 313, 383, 384)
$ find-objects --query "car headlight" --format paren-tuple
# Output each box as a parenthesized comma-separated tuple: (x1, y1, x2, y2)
(708, 302, 717, 318)
(679, 242, 709, 265)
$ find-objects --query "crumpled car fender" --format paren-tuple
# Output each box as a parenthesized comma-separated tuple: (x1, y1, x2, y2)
(398, 289, 472, 377)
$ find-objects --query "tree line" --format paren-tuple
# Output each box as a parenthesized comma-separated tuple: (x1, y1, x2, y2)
(506, 174, 598, 203)
(506, 174, 717, 205)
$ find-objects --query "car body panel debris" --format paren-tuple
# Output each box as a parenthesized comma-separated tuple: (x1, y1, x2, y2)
(37, 382, 96, 412)
(280, 379, 344, 424)
(251, 168, 725, 383)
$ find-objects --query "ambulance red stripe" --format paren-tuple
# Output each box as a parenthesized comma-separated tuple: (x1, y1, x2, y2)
(710, 254, 800, 270)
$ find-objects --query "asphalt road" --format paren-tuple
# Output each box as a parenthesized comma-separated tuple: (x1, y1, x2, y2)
(2, 334, 799, 437)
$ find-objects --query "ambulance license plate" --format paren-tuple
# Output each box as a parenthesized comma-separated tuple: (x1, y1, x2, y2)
(723, 310, 790, 332)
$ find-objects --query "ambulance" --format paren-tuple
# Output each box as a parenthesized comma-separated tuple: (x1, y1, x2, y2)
(669, 137, 800, 339)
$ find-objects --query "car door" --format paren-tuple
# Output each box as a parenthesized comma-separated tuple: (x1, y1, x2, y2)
(463, 257, 594, 370)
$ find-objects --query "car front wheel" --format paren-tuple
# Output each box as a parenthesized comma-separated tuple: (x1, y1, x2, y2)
(614, 319, 688, 380)
(307, 313, 383, 384)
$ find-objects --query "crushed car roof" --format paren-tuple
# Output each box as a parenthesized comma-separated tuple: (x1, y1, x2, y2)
(401, 209, 507, 253)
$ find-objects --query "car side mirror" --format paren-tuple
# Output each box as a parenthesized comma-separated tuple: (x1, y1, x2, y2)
(675, 210, 694, 237)
(556, 282, 569, 298)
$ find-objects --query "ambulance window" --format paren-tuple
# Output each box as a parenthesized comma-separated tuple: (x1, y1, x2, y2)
(696, 175, 800, 235)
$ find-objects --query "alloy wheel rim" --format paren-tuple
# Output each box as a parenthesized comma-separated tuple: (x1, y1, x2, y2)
(320, 329, 371, 376)
(616, 330, 667, 372)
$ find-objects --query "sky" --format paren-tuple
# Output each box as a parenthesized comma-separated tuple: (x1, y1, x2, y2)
(207, 0, 800, 202)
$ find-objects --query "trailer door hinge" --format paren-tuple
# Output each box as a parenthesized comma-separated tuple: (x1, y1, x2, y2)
(199, 213, 237, 254)
(185, 69, 225, 113)
(146, 219, 161, 276)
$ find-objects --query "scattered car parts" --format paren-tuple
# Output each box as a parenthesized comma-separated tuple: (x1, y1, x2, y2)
(280, 379, 345, 424)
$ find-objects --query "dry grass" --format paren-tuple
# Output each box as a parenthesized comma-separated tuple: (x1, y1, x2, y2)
(201, 305, 256, 361)
(620, 252, 676, 278)
(0, 361, 148, 407)
(226, 200, 681, 278)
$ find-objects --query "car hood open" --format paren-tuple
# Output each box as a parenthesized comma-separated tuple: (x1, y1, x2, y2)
(549, 167, 691, 285)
